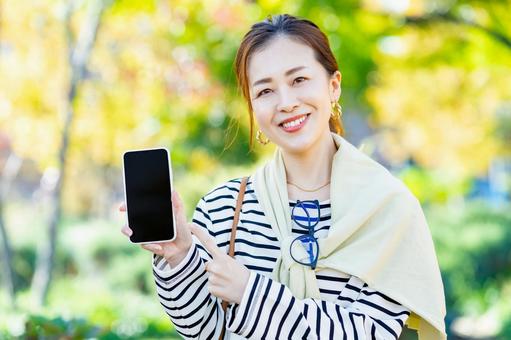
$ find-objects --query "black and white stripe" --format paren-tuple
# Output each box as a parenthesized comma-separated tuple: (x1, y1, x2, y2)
(152, 177, 410, 339)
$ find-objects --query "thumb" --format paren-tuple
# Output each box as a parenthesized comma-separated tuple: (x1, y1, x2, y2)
(172, 190, 187, 226)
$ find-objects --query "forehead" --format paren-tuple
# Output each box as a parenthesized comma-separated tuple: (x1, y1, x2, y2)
(247, 36, 320, 85)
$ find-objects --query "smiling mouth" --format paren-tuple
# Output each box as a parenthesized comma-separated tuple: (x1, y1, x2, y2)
(279, 113, 311, 132)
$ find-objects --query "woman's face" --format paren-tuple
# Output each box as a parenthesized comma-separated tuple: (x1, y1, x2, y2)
(247, 35, 341, 154)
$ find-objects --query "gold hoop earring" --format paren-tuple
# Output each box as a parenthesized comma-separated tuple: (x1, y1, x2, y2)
(256, 130, 270, 145)
(331, 101, 343, 119)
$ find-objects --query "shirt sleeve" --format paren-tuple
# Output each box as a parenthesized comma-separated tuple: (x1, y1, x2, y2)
(151, 197, 225, 340)
(225, 271, 410, 340)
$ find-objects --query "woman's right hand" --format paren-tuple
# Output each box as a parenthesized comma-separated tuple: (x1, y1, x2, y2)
(119, 190, 193, 267)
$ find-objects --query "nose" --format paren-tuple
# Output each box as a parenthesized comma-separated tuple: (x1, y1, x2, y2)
(277, 87, 299, 113)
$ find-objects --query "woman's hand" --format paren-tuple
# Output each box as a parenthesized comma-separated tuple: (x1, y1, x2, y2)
(190, 224, 250, 305)
(119, 190, 193, 267)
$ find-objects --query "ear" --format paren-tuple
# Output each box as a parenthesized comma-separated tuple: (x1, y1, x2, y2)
(329, 70, 342, 102)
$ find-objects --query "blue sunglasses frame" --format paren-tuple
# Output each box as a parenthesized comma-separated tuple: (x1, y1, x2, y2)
(289, 199, 320, 270)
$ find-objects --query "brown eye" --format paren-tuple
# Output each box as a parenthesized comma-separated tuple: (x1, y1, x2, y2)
(294, 77, 306, 84)
(258, 89, 271, 97)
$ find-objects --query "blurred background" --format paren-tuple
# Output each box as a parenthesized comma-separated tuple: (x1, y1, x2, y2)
(0, 0, 510, 338)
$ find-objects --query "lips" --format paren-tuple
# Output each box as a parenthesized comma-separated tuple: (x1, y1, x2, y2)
(279, 113, 311, 133)
(279, 113, 310, 126)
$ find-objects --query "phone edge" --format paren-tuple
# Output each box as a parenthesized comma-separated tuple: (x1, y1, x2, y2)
(122, 147, 178, 245)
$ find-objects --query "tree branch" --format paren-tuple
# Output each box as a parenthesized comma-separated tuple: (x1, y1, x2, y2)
(404, 12, 511, 50)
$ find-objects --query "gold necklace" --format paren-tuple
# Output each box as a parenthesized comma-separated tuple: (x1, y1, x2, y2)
(287, 181, 330, 192)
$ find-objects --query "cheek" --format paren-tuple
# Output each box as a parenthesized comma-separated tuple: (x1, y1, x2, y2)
(301, 80, 328, 101)
(252, 99, 275, 123)
(300, 84, 331, 113)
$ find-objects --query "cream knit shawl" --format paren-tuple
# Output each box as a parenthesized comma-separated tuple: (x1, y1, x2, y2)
(252, 132, 446, 339)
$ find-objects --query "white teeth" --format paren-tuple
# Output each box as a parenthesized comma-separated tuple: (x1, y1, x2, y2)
(282, 115, 306, 128)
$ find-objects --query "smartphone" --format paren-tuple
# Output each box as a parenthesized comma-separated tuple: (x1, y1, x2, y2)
(122, 147, 177, 244)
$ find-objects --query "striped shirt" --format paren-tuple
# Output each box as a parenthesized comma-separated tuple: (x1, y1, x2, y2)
(152, 177, 410, 339)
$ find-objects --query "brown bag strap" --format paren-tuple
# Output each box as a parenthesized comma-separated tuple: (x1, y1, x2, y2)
(219, 176, 249, 340)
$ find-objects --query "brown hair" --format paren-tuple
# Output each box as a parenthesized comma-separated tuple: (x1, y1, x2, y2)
(234, 14, 345, 149)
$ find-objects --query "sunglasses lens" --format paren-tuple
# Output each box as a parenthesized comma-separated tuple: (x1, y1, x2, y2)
(290, 235, 319, 266)
(292, 200, 320, 229)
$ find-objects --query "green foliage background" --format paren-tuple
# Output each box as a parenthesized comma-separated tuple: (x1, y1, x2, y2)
(1, 0, 510, 338)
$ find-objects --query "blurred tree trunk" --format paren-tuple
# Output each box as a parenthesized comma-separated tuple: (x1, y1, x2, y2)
(31, 0, 108, 306)
(0, 0, 16, 309)
(0, 153, 22, 309)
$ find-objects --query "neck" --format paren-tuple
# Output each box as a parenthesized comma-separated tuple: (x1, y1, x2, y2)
(282, 131, 338, 191)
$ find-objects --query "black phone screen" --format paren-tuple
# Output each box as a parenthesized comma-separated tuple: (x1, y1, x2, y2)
(123, 148, 175, 243)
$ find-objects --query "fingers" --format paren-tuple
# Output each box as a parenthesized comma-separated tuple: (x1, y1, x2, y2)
(142, 243, 162, 253)
(121, 224, 132, 237)
(189, 224, 223, 258)
(172, 190, 187, 226)
(142, 243, 162, 251)
(119, 203, 132, 238)
(204, 260, 218, 275)
(119, 203, 131, 236)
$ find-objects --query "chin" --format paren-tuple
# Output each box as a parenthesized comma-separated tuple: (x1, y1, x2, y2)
(275, 135, 318, 154)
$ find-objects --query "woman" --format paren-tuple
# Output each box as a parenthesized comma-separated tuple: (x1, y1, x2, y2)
(120, 14, 446, 339)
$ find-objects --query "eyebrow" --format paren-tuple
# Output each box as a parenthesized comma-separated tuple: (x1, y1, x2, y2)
(251, 66, 307, 87)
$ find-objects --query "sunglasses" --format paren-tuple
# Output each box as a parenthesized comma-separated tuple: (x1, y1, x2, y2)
(289, 199, 320, 270)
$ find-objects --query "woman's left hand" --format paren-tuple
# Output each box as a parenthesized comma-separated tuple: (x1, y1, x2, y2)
(190, 224, 250, 304)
